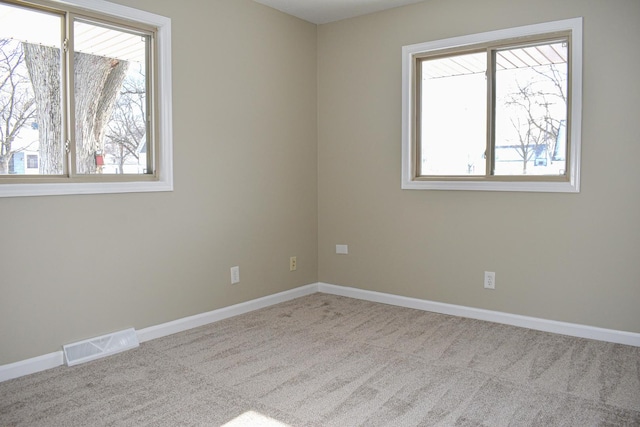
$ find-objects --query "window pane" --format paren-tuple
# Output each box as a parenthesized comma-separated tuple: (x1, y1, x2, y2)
(0, 3, 63, 175)
(494, 41, 568, 176)
(419, 52, 487, 176)
(74, 20, 149, 175)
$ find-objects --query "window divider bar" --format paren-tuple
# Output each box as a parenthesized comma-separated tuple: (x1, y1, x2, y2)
(486, 48, 495, 176)
(65, 12, 77, 178)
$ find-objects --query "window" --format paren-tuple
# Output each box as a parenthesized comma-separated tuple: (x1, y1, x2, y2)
(402, 18, 582, 192)
(26, 154, 38, 169)
(0, 0, 172, 197)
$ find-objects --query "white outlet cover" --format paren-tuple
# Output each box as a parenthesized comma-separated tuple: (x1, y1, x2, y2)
(484, 271, 495, 289)
(336, 244, 348, 254)
(231, 266, 240, 284)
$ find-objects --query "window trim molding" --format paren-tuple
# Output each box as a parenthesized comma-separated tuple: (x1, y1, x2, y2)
(401, 18, 582, 193)
(0, 0, 173, 197)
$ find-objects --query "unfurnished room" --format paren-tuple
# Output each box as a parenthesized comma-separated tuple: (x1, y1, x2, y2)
(0, 0, 639, 425)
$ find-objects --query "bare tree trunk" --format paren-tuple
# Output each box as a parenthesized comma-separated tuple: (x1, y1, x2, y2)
(23, 44, 128, 175)
(75, 54, 128, 174)
(23, 43, 63, 175)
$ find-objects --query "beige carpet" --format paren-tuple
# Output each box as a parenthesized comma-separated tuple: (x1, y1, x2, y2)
(1, 293, 639, 426)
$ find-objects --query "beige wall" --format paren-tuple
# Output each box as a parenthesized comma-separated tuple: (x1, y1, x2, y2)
(0, 0, 318, 364)
(318, 0, 640, 332)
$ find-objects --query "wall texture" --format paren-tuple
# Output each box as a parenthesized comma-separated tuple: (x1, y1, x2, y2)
(317, 0, 640, 333)
(0, 0, 318, 364)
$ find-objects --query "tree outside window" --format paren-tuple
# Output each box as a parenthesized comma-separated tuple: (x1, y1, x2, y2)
(0, 1, 150, 177)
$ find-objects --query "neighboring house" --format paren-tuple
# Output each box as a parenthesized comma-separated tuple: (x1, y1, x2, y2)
(9, 151, 39, 174)
(7, 124, 39, 174)
(8, 123, 147, 175)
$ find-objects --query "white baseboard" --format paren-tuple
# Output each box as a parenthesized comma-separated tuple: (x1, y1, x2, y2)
(3, 281, 638, 383)
(317, 282, 640, 347)
(136, 283, 318, 343)
(0, 284, 318, 383)
(0, 351, 64, 383)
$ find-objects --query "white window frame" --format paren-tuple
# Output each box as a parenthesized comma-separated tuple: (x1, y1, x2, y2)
(401, 18, 582, 192)
(0, 0, 173, 197)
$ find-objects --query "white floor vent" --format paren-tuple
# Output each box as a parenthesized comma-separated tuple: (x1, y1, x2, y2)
(63, 328, 139, 367)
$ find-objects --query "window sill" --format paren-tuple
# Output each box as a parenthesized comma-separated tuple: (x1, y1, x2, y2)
(401, 177, 580, 193)
(0, 178, 173, 198)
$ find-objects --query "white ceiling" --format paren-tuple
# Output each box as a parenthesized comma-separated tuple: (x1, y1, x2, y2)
(253, 0, 426, 24)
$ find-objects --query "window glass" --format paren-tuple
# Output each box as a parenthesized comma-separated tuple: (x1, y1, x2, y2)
(74, 19, 149, 175)
(419, 52, 487, 176)
(493, 41, 568, 176)
(0, 2, 63, 175)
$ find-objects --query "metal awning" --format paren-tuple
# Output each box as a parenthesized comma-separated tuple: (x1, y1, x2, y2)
(0, 2, 145, 64)
(423, 42, 568, 79)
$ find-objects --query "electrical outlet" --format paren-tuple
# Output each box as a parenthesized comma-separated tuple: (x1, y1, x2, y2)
(289, 256, 297, 271)
(231, 266, 240, 284)
(484, 271, 495, 289)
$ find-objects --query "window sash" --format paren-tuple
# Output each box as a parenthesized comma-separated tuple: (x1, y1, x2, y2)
(68, 14, 154, 178)
(0, 0, 160, 184)
(414, 32, 571, 181)
(401, 18, 582, 193)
